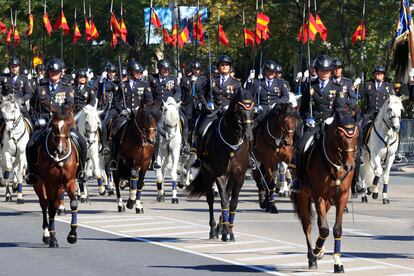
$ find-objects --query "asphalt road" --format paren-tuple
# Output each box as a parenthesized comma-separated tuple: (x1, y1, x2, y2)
(0, 170, 413, 276)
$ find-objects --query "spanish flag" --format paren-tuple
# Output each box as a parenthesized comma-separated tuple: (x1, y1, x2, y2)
(43, 12, 53, 36)
(256, 12, 270, 32)
(297, 23, 309, 44)
(120, 18, 127, 43)
(110, 12, 123, 37)
(86, 18, 99, 41)
(171, 24, 178, 48)
(150, 8, 162, 30)
(0, 20, 6, 34)
(244, 28, 255, 47)
(5, 27, 12, 46)
(26, 14, 34, 36)
(315, 14, 328, 41)
(163, 28, 172, 45)
(13, 27, 20, 45)
(218, 24, 229, 47)
(33, 56, 43, 68)
(73, 21, 82, 44)
(352, 20, 366, 45)
(110, 33, 118, 49)
(193, 15, 205, 46)
(53, 11, 70, 36)
(178, 26, 189, 48)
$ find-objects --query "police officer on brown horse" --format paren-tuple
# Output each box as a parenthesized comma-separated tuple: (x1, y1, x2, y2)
(291, 55, 355, 193)
(26, 58, 88, 184)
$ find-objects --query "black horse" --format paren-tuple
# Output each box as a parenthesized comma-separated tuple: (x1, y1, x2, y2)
(188, 88, 255, 242)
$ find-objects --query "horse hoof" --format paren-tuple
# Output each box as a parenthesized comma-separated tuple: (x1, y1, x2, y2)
(126, 199, 135, 209)
(171, 198, 179, 204)
(214, 191, 219, 197)
(99, 189, 106, 196)
(221, 234, 228, 242)
(42, 236, 50, 245)
(229, 234, 235, 242)
(17, 199, 24, 205)
(361, 196, 368, 203)
(57, 209, 66, 216)
(283, 191, 289, 198)
(156, 195, 165, 202)
(372, 192, 379, 200)
(177, 183, 184, 189)
(107, 190, 115, 196)
(270, 205, 278, 214)
(5, 196, 11, 202)
(49, 239, 59, 248)
(209, 232, 215, 239)
(366, 189, 372, 195)
(67, 233, 77, 244)
(334, 264, 344, 273)
(383, 198, 390, 204)
(259, 201, 267, 210)
(135, 208, 144, 214)
(117, 205, 124, 212)
(308, 260, 317, 269)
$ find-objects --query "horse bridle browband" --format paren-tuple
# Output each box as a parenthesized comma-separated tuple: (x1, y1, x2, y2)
(46, 129, 73, 163)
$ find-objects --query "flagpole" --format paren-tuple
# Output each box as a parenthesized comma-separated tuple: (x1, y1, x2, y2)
(43, 0, 46, 61)
(177, 3, 181, 77)
(252, 0, 258, 73)
(60, 0, 64, 60)
(217, 9, 220, 55)
(194, 0, 200, 64)
(109, 0, 115, 62)
(307, 0, 313, 119)
(28, 0, 33, 71)
(360, 0, 366, 88)
(10, 9, 14, 56)
(147, 0, 153, 67)
(242, 10, 248, 81)
(298, 2, 306, 96)
(83, 0, 88, 68)
(73, 7, 77, 69)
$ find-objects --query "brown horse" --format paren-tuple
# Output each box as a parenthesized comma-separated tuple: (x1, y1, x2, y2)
(112, 101, 160, 214)
(188, 89, 255, 242)
(291, 110, 358, 273)
(33, 104, 79, 248)
(252, 103, 298, 213)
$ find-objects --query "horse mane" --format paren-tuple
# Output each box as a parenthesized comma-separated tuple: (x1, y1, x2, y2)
(279, 103, 299, 120)
(229, 87, 254, 108)
(52, 104, 73, 121)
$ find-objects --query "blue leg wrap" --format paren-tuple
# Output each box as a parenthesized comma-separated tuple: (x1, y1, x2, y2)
(222, 209, 229, 224)
(131, 179, 138, 190)
(71, 211, 78, 225)
(383, 184, 388, 193)
(136, 189, 142, 200)
(229, 212, 236, 225)
(172, 181, 177, 190)
(49, 219, 55, 231)
(60, 193, 65, 200)
(17, 183, 23, 193)
(97, 178, 103, 186)
(373, 176, 380, 186)
(279, 173, 286, 183)
(3, 171, 10, 180)
(270, 191, 276, 201)
(334, 238, 341, 254)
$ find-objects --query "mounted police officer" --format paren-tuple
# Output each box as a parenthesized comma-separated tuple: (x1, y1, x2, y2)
(249, 60, 290, 124)
(26, 58, 87, 184)
(331, 58, 357, 108)
(73, 68, 97, 114)
(96, 63, 118, 112)
(291, 55, 354, 193)
(352, 65, 394, 195)
(108, 60, 153, 169)
(150, 59, 181, 109)
(0, 57, 32, 120)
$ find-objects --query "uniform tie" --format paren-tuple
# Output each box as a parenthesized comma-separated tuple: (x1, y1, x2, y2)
(221, 76, 226, 87)
(51, 84, 57, 93)
(320, 81, 326, 92)
(267, 80, 272, 89)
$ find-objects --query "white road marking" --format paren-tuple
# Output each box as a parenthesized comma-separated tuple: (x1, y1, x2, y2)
(343, 228, 374, 237)
(140, 230, 207, 238)
(86, 217, 154, 224)
(215, 245, 293, 254)
(295, 265, 388, 275)
(119, 225, 194, 233)
(236, 253, 305, 262)
(185, 240, 267, 249)
(102, 220, 175, 229)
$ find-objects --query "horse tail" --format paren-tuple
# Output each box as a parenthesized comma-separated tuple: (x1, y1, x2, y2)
(187, 172, 206, 198)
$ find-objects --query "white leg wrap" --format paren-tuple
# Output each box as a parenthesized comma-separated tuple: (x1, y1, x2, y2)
(43, 228, 50, 238)
(130, 189, 137, 201)
(58, 204, 65, 210)
(17, 193, 23, 199)
(333, 254, 343, 265)
(136, 200, 142, 209)
(158, 189, 164, 196)
(383, 192, 388, 199)
(172, 189, 177, 198)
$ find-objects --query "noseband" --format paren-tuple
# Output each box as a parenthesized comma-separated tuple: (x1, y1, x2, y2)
(46, 127, 73, 164)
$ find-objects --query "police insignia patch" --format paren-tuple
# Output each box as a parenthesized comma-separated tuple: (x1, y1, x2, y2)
(138, 88, 144, 95)
(368, 85, 371, 90)
(69, 91, 74, 97)
(339, 91, 345, 98)
(212, 81, 216, 88)
(42, 90, 46, 95)
(386, 87, 389, 92)
(166, 81, 175, 91)
(310, 88, 315, 95)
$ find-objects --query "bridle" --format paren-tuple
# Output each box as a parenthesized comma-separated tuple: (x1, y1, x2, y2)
(46, 123, 73, 164)
(2, 103, 27, 146)
(132, 112, 157, 146)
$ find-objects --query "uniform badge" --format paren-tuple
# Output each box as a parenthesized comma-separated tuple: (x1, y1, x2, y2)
(69, 91, 74, 98)
(42, 90, 46, 96)
(227, 85, 233, 94)
(339, 91, 345, 98)
(385, 86, 389, 92)
(368, 84, 371, 90)
(310, 88, 315, 96)
(274, 87, 280, 96)
(55, 92, 67, 104)
(329, 90, 336, 99)
(212, 81, 216, 88)
(166, 80, 175, 91)
(138, 87, 144, 95)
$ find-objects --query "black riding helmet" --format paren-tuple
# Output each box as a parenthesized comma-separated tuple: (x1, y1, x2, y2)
(127, 60, 144, 73)
(373, 65, 386, 74)
(189, 60, 202, 70)
(105, 63, 117, 73)
(157, 59, 171, 71)
(76, 68, 88, 78)
(263, 60, 277, 72)
(46, 58, 63, 73)
(314, 55, 333, 71)
(217, 54, 232, 66)
(35, 63, 45, 73)
(8, 56, 21, 67)
(332, 58, 344, 68)
(121, 67, 128, 77)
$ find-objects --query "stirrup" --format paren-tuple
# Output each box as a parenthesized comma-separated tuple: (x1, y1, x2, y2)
(291, 179, 301, 194)
(109, 160, 117, 170)
(25, 173, 38, 185)
(77, 170, 87, 182)
(153, 161, 161, 169)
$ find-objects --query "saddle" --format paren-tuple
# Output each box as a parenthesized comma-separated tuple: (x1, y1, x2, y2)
(362, 122, 374, 146)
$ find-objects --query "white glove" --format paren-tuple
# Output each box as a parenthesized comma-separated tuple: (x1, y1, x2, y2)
(248, 70, 255, 82)
(72, 73, 76, 80)
(353, 77, 361, 87)
(142, 69, 148, 78)
(36, 118, 46, 127)
(88, 72, 94, 81)
(191, 75, 197, 82)
(303, 70, 309, 80)
(305, 117, 315, 128)
(27, 73, 32, 80)
(296, 72, 303, 82)
(121, 108, 131, 116)
(324, 117, 334, 125)
(258, 73, 263, 79)
(100, 71, 108, 82)
(409, 68, 414, 78)
(178, 72, 183, 80)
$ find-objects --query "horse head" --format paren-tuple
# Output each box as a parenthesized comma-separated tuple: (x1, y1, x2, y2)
(135, 102, 160, 145)
(162, 97, 181, 135)
(331, 110, 359, 173)
(0, 96, 21, 132)
(380, 95, 404, 134)
(50, 104, 73, 156)
(83, 107, 102, 146)
(229, 88, 255, 142)
(273, 103, 299, 147)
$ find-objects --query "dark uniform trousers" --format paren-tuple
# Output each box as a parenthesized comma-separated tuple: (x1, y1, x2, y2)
(26, 81, 87, 182)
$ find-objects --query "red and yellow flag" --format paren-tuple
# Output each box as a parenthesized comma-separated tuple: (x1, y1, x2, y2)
(120, 18, 127, 43)
(163, 28, 172, 45)
(5, 27, 12, 46)
(43, 13, 53, 35)
(110, 12, 123, 37)
(110, 33, 118, 49)
(0, 21, 6, 34)
(53, 11, 70, 36)
(26, 14, 34, 36)
(352, 20, 366, 45)
(193, 15, 205, 46)
(86, 18, 99, 41)
(150, 8, 162, 29)
(171, 24, 178, 48)
(178, 26, 189, 48)
(218, 24, 229, 47)
(244, 28, 255, 47)
(33, 56, 43, 68)
(297, 23, 309, 44)
(73, 21, 82, 44)
(315, 14, 328, 41)
(13, 27, 20, 45)
(256, 12, 270, 32)
(308, 13, 320, 41)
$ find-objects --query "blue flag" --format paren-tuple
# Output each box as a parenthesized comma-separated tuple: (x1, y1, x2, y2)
(396, 0, 412, 39)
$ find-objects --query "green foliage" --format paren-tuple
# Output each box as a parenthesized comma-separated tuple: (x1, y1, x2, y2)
(0, 0, 403, 81)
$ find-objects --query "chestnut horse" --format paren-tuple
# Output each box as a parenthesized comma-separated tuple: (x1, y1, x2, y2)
(112, 101, 160, 214)
(252, 103, 298, 213)
(188, 89, 255, 242)
(33, 104, 79, 248)
(291, 110, 358, 273)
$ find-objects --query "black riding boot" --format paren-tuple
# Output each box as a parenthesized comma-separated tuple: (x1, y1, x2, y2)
(99, 123, 110, 155)
(71, 129, 87, 182)
(25, 130, 44, 184)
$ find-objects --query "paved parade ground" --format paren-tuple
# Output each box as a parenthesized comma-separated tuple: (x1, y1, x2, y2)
(0, 170, 413, 276)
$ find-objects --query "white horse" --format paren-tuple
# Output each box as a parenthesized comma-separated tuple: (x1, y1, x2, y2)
(76, 104, 114, 201)
(358, 95, 404, 204)
(155, 97, 182, 204)
(0, 95, 30, 204)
